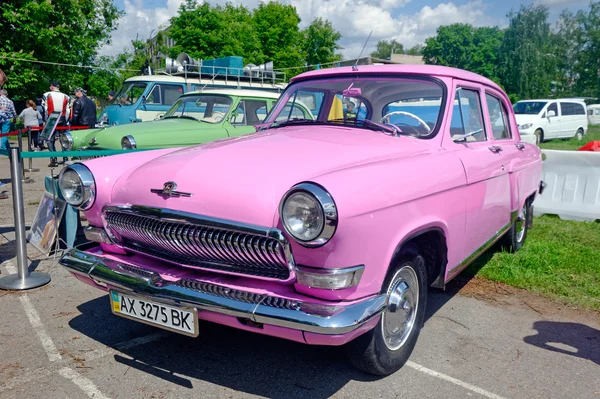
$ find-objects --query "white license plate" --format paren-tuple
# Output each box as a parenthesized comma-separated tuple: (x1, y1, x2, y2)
(110, 291, 198, 337)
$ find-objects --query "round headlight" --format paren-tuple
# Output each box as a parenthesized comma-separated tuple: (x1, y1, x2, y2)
(60, 132, 73, 150)
(280, 183, 337, 247)
(58, 164, 96, 209)
(121, 135, 136, 150)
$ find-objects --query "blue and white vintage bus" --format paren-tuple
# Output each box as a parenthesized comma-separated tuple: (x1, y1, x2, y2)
(99, 55, 287, 126)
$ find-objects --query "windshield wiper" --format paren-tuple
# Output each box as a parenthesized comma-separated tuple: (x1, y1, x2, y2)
(327, 118, 400, 135)
(162, 115, 199, 121)
(267, 119, 330, 129)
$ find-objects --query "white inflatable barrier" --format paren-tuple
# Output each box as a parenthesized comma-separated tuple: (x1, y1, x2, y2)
(533, 149, 600, 222)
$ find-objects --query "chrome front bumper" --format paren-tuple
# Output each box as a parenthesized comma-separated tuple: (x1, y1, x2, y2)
(59, 248, 386, 335)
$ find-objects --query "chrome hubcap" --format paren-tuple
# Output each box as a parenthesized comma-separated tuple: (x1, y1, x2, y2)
(516, 204, 527, 242)
(381, 265, 419, 351)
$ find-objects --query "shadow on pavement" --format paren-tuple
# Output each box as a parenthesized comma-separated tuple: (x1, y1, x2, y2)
(524, 321, 600, 365)
(70, 296, 380, 398)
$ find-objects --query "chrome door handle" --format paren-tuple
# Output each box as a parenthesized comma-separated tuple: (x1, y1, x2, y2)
(515, 143, 525, 150)
(488, 145, 502, 153)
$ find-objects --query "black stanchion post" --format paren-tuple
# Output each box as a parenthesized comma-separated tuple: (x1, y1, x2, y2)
(0, 148, 51, 290)
(24, 127, 40, 173)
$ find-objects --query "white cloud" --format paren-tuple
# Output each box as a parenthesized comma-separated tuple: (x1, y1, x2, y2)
(99, 0, 184, 56)
(99, 0, 492, 61)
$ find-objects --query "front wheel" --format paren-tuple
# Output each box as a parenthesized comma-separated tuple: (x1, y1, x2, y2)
(575, 128, 584, 141)
(534, 129, 544, 144)
(344, 247, 428, 376)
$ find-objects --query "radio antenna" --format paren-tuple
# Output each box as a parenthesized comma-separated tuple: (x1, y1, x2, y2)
(353, 30, 373, 71)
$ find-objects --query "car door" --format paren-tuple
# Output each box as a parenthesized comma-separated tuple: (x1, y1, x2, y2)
(543, 101, 561, 139)
(448, 84, 512, 261)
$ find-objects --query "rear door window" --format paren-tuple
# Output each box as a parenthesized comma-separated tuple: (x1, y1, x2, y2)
(485, 94, 511, 140)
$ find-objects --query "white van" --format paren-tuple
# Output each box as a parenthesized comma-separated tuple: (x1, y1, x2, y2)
(513, 99, 588, 144)
(587, 104, 600, 125)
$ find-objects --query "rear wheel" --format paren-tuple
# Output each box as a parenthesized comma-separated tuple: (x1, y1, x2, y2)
(344, 246, 427, 376)
(575, 128, 584, 141)
(503, 200, 532, 252)
(534, 129, 544, 144)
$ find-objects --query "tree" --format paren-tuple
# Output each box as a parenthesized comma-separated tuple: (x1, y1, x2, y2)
(406, 44, 424, 56)
(252, 2, 304, 71)
(572, 1, 600, 99)
(370, 40, 404, 59)
(302, 18, 342, 66)
(0, 0, 122, 99)
(422, 24, 503, 83)
(553, 11, 584, 96)
(497, 5, 556, 99)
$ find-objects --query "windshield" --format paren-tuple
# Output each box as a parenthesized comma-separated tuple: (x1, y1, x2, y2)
(163, 94, 233, 123)
(111, 82, 148, 106)
(265, 77, 445, 138)
(513, 101, 547, 115)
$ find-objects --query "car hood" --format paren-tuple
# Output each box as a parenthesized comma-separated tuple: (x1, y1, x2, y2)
(109, 126, 433, 227)
(80, 118, 204, 149)
(514, 114, 540, 126)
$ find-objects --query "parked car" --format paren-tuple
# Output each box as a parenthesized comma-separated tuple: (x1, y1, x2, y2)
(57, 64, 543, 376)
(587, 104, 600, 125)
(58, 89, 311, 152)
(513, 99, 588, 144)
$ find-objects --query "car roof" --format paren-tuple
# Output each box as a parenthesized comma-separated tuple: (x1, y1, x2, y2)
(291, 64, 503, 91)
(517, 99, 586, 103)
(179, 88, 281, 99)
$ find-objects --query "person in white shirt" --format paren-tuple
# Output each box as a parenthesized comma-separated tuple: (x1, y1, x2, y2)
(42, 80, 70, 166)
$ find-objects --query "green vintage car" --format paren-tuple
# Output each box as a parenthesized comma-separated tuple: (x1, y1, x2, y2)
(58, 89, 314, 151)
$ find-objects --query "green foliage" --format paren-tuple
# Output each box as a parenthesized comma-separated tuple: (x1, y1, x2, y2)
(166, 1, 342, 79)
(422, 24, 503, 83)
(302, 18, 342, 67)
(538, 125, 600, 151)
(370, 40, 404, 59)
(497, 5, 556, 99)
(0, 0, 122, 100)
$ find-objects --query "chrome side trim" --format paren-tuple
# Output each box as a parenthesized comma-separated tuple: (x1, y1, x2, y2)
(59, 248, 386, 335)
(445, 221, 511, 282)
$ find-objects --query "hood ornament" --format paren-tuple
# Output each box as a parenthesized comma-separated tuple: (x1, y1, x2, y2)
(150, 181, 193, 198)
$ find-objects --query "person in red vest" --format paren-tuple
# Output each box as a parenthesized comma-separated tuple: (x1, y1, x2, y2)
(42, 80, 70, 166)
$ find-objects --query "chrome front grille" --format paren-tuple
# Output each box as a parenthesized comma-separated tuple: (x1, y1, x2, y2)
(103, 207, 293, 280)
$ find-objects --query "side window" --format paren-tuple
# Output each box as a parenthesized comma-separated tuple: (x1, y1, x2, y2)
(485, 94, 511, 140)
(232, 100, 269, 125)
(547, 102, 558, 117)
(162, 85, 184, 105)
(146, 85, 161, 104)
(453, 88, 486, 142)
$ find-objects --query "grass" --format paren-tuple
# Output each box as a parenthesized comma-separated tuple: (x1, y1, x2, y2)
(467, 124, 600, 312)
(538, 125, 600, 151)
(468, 216, 600, 311)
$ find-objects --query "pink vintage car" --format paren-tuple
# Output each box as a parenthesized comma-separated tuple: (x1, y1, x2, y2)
(58, 65, 543, 376)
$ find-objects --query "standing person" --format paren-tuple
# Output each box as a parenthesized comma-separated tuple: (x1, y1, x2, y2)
(72, 87, 97, 128)
(0, 89, 16, 151)
(42, 80, 70, 166)
(18, 100, 43, 150)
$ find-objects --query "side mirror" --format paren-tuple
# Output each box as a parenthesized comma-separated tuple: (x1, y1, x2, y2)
(547, 110, 556, 118)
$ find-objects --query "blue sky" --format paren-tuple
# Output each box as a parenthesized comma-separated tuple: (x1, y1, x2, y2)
(101, 0, 591, 59)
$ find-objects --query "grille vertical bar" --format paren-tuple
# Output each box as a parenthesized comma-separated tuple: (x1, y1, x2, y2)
(104, 210, 292, 280)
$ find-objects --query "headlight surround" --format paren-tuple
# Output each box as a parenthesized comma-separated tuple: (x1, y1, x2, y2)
(58, 163, 96, 210)
(60, 132, 73, 150)
(280, 183, 337, 247)
(121, 135, 136, 150)
(519, 123, 533, 130)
